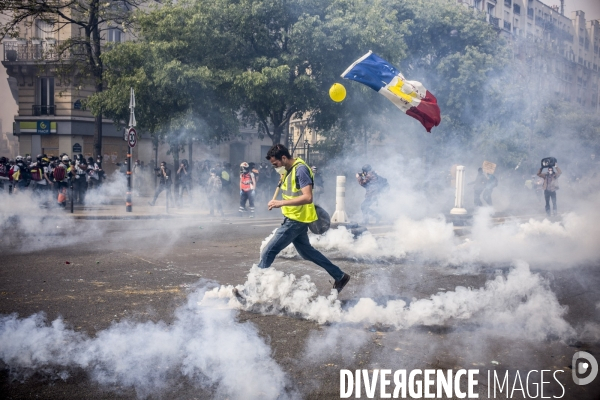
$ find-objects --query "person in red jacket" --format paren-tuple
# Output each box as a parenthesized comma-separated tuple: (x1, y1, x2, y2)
(239, 162, 256, 218)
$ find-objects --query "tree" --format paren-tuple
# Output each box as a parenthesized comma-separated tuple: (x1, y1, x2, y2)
(91, 0, 407, 147)
(0, 0, 146, 158)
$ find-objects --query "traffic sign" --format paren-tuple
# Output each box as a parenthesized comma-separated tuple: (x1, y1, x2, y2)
(128, 127, 137, 147)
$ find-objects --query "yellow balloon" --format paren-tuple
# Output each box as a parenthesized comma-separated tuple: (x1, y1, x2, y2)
(329, 83, 346, 102)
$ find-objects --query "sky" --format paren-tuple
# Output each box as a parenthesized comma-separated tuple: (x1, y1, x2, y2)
(545, 0, 600, 20)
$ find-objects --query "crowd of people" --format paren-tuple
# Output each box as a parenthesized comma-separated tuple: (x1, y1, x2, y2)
(0, 153, 106, 207)
(3, 151, 592, 219)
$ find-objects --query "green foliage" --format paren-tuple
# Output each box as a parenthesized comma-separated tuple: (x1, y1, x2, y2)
(92, 0, 407, 145)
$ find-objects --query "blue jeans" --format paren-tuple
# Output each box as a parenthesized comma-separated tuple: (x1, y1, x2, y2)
(258, 218, 345, 281)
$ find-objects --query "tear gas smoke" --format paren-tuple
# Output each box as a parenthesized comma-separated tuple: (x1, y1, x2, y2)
(202, 261, 575, 341)
(0, 286, 295, 399)
(260, 199, 600, 268)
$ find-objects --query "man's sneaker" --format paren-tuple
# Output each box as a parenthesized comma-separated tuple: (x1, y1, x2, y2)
(148, 201, 155, 206)
(333, 273, 350, 293)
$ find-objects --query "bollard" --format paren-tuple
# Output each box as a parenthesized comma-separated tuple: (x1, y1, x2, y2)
(450, 165, 467, 215)
(330, 176, 349, 223)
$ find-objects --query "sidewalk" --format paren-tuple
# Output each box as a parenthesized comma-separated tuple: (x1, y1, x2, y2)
(55, 195, 248, 220)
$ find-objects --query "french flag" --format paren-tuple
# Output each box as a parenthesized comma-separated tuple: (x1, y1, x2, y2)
(341, 51, 441, 132)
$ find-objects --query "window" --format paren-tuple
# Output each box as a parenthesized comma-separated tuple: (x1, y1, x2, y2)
(487, 3, 495, 16)
(37, 77, 55, 115)
(35, 19, 55, 40)
(107, 28, 122, 43)
(527, 8, 534, 18)
(504, 0, 511, 7)
(514, 4, 520, 15)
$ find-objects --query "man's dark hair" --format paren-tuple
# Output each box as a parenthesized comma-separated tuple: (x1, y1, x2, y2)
(266, 144, 292, 160)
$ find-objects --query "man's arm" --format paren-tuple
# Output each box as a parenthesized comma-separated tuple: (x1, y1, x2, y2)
(537, 168, 544, 178)
(268, 185, 312, 210)
(555, 166, 562, 178)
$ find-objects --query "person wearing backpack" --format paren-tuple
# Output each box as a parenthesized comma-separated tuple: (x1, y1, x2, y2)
(356, 164, 388, 225)
(239, 162, 256, 217)
(30, 154, 52, 196)
(11, 155, 31, 192)
(53, 155, 70, 207)
(73, 155, 88, 204)
(86, 157, 99, 190)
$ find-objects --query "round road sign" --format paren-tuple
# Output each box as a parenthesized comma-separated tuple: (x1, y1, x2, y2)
(128, 128, 137, 147)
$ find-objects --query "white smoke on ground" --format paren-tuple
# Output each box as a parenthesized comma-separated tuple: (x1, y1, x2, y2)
(260, 198, 600, 268)
(0, 173, 207, 254)
(0, 286, 295, 400)
(82, 171, 128, 205)
(202, 261, 575, 341)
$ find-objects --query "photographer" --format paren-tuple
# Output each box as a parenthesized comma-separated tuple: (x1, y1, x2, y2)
(177, 159, 192, 206)
(356, 164, 388, 225)
(537, 163, 562, 217)
(148, 161, 172, 206)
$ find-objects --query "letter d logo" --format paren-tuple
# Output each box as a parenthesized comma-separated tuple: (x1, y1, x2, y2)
(572, 351, 598, 385)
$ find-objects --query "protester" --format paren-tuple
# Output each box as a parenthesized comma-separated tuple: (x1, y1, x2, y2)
(356, 164, 388, 225)
(537, 164, 562, 216)
(148, 161, 172, 206)
(468, 167, 486, 207)
(481, 171, 497, 207)
(256, 144, 350, 293)
(53, 155, 70, 208)
(311, 166, 323, 204)
(177, 159, 192, 206)
(207, 167, 224, 216)
(239, 162, 256, 217)
(72, 155, 87, 204)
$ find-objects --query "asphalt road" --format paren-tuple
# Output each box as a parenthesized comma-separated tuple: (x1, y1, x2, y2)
(0, 216, 599, 399)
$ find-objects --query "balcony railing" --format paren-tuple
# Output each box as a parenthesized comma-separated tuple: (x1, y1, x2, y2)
(3, 40, 61, 62)
(489, 16, 500, 27)
(504, 21, 512, 31)
(32, 105, 55, 116)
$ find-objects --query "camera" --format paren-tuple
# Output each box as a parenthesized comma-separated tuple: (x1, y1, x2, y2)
(154, 167, 160, 171)
(541, 157, 557, 168)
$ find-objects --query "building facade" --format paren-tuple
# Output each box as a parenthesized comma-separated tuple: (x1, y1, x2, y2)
(1, 14, 275, 173)
(458, 0, 600, 110)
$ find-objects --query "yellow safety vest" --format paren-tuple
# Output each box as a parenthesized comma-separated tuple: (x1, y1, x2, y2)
(280, 158, 318, 223)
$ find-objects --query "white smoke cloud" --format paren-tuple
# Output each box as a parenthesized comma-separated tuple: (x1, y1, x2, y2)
(0, 286, 295, 399)
(202, 261, 575, 341)
(260, 198, 600, 268)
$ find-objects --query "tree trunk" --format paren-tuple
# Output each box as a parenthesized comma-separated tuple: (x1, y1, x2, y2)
(93, 86, 103, 159)
(90, 0, 103, 159)
(171, 139, 180, 200)
(188, 137, 193, 189)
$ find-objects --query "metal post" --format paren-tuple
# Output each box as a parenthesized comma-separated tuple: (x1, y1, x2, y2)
(126, 147, 132, 212)
(450, 165, 467, 215)
(330, 176, 349, 223)
(70, 177, 74, 213)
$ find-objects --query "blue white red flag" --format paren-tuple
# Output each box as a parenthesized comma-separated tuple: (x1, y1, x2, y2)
(341, 51, 441, 132)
